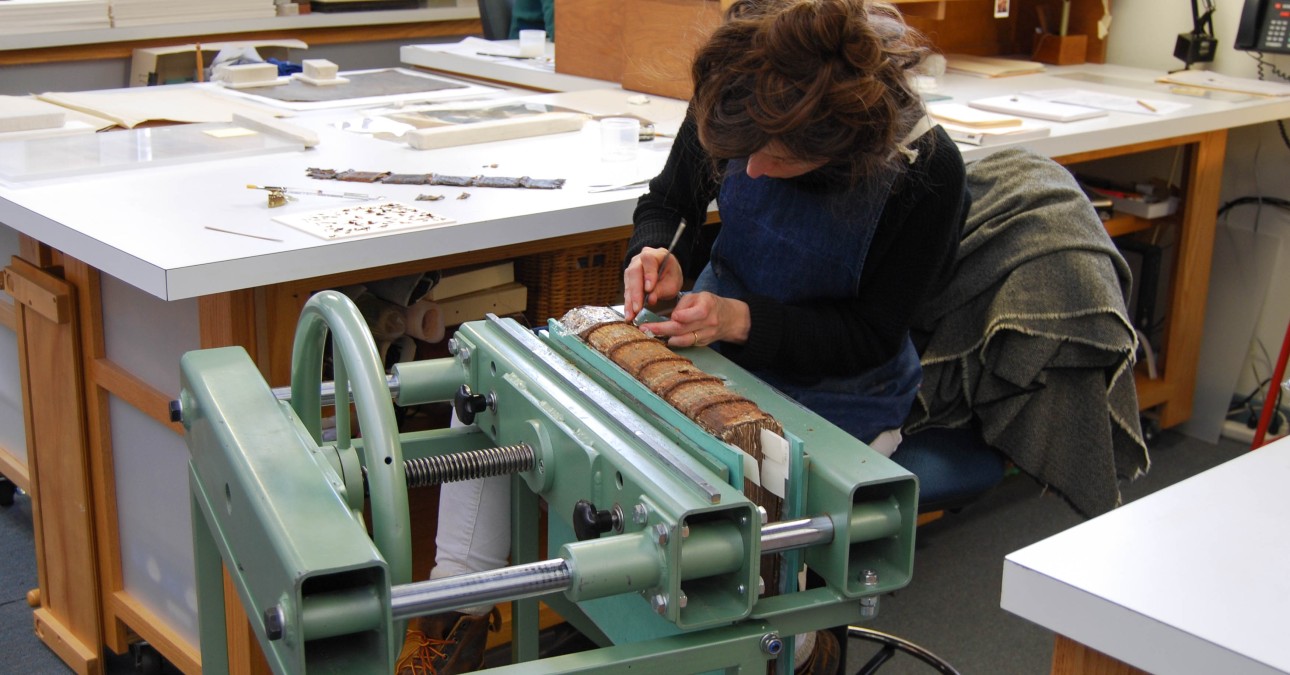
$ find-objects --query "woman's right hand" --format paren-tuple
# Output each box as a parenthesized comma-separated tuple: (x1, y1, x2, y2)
(623, 246, 684, 321)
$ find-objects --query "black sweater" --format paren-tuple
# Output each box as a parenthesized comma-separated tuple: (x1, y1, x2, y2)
(627, 114, 969, 379)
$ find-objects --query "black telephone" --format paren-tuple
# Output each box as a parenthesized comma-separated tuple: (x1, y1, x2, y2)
(1235, 0, 1290, 53)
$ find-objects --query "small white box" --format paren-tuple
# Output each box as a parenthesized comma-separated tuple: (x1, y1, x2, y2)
(1110, 195, 1179, 220)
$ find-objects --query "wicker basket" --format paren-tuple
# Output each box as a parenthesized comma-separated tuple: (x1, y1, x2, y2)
(515, 239, 628, 324)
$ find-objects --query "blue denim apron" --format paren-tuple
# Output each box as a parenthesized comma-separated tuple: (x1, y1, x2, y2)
(694, 159, 922, 444)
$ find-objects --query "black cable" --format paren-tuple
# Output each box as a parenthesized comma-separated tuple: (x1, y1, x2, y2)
(1216, 196, 1290, 219)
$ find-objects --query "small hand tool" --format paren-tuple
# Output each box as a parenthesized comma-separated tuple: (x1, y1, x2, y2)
(247, 184, 380, 205)
(635, 218, 688, 324)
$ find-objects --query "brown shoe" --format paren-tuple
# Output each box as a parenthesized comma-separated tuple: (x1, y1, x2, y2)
(794, 629, 841, 675)
(396, 609, 501, 674)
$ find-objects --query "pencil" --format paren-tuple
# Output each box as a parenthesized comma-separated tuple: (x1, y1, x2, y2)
(1136, 99, 1157, 112)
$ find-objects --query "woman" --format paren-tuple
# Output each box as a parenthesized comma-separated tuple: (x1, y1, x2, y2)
(625, 0, 968, 458)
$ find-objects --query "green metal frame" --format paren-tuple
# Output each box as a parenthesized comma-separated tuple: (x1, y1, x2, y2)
(180, 296, 919, 674)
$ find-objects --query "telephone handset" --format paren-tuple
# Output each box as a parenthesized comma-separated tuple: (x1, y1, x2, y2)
(1235, 0, 1290, 53)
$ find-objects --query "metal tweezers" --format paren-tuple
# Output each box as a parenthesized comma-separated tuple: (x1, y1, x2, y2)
(587, 179, 651, 193)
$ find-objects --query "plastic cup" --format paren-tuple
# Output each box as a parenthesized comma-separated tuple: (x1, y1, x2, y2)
(518, 29, 546, 57)
(599, 117, 640, 162)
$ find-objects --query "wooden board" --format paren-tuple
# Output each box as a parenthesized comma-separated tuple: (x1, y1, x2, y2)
(9, 256, 104, 675)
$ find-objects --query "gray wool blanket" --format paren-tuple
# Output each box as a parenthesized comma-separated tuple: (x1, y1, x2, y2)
(904, 147, 1150, 517)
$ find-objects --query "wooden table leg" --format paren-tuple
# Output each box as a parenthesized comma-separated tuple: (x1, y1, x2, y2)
(1051, 634, 1148, 675)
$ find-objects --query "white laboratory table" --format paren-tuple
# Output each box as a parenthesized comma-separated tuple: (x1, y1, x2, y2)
(0, 84, 686, 302)
(1002, 435, 1290, 674)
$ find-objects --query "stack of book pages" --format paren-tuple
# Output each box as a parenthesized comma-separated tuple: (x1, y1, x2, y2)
(927, 103, 1051, 146)
(0, 0, 110, 34)
(109, 0, 275, 26)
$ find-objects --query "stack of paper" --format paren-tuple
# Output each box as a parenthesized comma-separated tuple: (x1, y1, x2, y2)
(0, 0, 110, 35)
(109, 0, 275, 27)
(968, 94, 1107, 122)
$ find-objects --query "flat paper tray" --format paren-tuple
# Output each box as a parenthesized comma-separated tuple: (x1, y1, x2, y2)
(272, 201, 456, 240)
(0, 121, 303, 183)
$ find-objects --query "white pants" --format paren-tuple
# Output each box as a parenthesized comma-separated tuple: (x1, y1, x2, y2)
(430, 414, 511, 613)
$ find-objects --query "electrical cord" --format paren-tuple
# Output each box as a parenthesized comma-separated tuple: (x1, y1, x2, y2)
(1248, 52, 1290, 151)
(1216, 195, 1290, 219)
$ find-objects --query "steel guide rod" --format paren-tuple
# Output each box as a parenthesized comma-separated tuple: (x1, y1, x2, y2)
(389, 514, 840, 620)
(271, 373, 401, 407)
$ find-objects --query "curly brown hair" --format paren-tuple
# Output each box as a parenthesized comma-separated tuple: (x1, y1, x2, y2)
(691, 0, 932, 181)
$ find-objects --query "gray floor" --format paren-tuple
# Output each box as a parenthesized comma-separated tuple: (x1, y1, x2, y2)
(0, 430, 1248, 674)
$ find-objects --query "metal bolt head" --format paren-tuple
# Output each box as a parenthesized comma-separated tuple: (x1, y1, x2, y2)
(680, 524, 690, 539)
(677, 590, 688, 609)
(862, 569, 879, 586)
(651, 593, 668, 615)
(633, 503, 649, 525)
(263, 605, 285, 641)
(653, 523, 669, 546)
(447, 337, 459, 354)
(737, 584, 747, 596)
(761, 633, 784, 656)
(859, 595, 879, 619)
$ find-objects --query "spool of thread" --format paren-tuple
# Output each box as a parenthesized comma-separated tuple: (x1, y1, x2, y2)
(355, 292, 407, 341)
(404, 299, 445, 343)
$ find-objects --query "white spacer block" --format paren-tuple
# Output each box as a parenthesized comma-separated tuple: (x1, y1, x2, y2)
(302, 59, 339, 81)
(222, 62, 281, 86)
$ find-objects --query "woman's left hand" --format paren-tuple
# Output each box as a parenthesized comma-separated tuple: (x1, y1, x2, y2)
(640, 291, 751, 348)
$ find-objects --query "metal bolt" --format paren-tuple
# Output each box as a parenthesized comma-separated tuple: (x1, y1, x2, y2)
(760, 633, 784, 656)
(737, 583, 747, 596)
(457, 346, 472, 365)
(677, 590, 688, 609)
(757, 576, 766, 596)
(651, 593, 668, 615)
(610, 503, 625, 534)
(263, 605, 285, 641)
(680, 524, 690, 539)
(633, 503, 649, 525)
(447, 337, 459, 354)
(859, 595, 879, 619)
(862, 569, 879, 586)
(654, 524, 669, 546)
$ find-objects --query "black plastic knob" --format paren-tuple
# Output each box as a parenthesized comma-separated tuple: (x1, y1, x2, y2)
(572, 500, 617, 541)
(453, 384, 490, 425)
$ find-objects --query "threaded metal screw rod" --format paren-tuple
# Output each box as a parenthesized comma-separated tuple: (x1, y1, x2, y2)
(403, 443, 535, 488)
